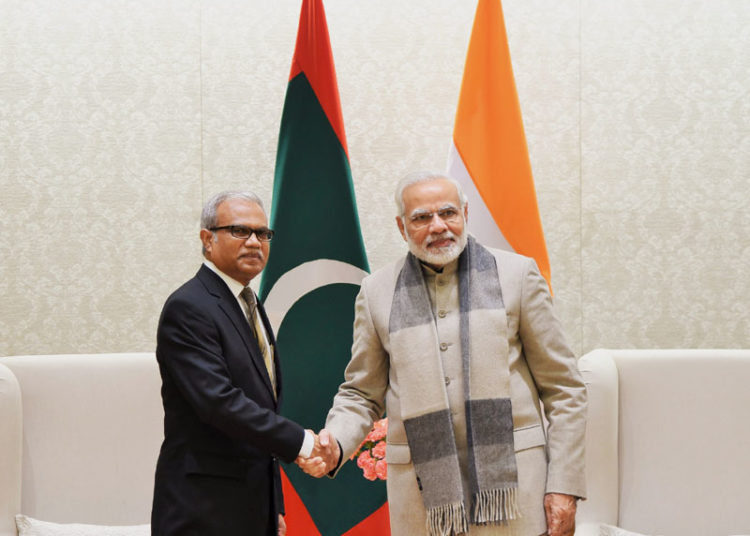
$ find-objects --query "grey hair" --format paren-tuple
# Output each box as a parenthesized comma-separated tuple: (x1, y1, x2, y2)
(201, 190, 266, 255)
(201, 190, 266, 229)
(394, 171, 467, 218)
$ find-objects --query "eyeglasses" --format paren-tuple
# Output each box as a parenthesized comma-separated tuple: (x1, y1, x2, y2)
(408, 207, 462, 229)
(208, 225, 274, 242)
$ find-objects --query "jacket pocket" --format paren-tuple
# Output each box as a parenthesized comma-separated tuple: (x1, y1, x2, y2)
(513, 424, 546, 452)
(183, 450, 247, 481)
(385, 442, 411, 465)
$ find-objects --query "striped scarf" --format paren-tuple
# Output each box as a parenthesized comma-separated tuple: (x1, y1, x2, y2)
(389, 236, 519, 536)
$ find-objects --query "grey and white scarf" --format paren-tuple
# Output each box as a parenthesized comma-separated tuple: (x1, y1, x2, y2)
(389, 235, 519, 536)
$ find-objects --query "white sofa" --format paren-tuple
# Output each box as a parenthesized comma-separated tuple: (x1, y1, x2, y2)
(0, 353, 163, 536)
(576, 349, 750, 536)
(3, 350, 750, 536)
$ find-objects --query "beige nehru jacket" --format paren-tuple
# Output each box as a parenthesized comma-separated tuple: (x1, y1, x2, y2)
(326, 247, 587, 535)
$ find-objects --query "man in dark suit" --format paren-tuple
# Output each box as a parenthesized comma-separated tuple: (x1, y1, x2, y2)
(151, 191, 322, 536)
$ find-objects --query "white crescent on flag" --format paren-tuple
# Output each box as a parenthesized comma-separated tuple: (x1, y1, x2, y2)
(263, 259, 369, 335)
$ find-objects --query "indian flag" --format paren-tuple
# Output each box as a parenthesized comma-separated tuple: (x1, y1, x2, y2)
(258, 0, 389, 534)
(447, 0, 552, 289)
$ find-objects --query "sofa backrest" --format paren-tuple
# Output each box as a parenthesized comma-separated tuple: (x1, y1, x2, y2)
(578, 349, 750, 536)
(0, 353, 163, 534)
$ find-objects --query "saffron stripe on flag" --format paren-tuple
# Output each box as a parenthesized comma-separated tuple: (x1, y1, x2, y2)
(448, 0, 552, 289)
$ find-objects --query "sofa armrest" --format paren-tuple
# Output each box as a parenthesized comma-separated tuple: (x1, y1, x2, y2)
(576, 349, 619, 527)
(0, 363, 22, 536)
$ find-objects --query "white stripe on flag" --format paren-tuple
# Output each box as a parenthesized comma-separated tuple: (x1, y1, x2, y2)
(447, 141, 515, 253)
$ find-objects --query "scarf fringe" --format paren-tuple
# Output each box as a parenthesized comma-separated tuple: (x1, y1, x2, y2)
(473, 487, 520, 524)
(427, 501, 469, 536)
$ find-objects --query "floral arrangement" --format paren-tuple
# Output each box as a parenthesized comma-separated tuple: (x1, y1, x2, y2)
(350, 418, 388, 481)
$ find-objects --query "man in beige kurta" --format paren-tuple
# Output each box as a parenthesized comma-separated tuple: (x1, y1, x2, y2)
(300, 172, 586, 536)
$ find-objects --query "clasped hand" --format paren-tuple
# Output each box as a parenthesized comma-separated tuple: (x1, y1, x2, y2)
(295, 429, 340, 478)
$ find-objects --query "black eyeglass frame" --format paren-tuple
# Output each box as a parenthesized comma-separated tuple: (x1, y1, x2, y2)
(208, 225, 275, 242)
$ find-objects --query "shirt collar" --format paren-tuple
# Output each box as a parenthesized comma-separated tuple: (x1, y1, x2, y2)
(203, 260, 250, 300)
(420, 257, 459, 277)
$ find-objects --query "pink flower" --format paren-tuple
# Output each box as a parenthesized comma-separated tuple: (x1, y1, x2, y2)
(366, 418, 388, 442)
(357, 450, 372, 469)
(372, 441, 386, 460)
(362, 464, 378, 481)
(375, 459, 388, 480)
(351, 418, 389, 480)
(357, 451, 378, 480)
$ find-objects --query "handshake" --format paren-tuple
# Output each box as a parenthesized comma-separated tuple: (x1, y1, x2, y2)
(295, 429, 341, 478)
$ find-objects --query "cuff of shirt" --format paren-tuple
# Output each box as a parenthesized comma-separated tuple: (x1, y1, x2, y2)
(298, 430, 315, 459)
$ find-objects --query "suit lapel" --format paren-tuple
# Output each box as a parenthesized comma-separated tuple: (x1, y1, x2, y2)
(196, 266, 277, 402)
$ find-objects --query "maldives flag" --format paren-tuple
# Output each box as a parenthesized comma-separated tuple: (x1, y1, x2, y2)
(258, 0, 389, 534)
(447, 0, 552, 289)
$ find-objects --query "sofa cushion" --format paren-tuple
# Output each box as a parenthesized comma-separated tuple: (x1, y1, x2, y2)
(16, 515, 149, 536)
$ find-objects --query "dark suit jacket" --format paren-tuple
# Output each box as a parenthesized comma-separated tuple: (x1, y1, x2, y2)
(151, 265, 305, 536)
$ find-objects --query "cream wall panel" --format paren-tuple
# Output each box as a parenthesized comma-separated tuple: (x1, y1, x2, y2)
(1, 0, 203, 356)
(1, 0, 748, 357)
(201, 1, 297, 204)
(581, 0, 750, 349)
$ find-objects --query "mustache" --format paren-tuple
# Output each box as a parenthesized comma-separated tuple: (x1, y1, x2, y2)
(425, 231, 455, 246)
(240, 250, 264, 260)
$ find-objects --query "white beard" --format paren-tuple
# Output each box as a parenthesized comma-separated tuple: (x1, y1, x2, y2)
(406, 229, 468, 267)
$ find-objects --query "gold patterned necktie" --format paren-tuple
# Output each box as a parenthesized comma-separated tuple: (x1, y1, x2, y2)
(240, 288, 276, 396)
